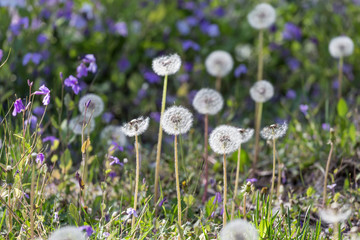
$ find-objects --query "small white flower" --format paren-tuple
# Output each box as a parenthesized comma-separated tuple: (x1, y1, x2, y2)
(152, 53, 181, 76)
(329, 36, 354, 58)
(205, 50, 234, 78)
(319, 208, 351, 224)
(69, 115, 95, 135)
(247, 3, 276, 30)
(250, 80, 274, 103)
(260, 122, 288, 140)
(219, 219, 259, 240)
(121, 116, 149, 137)
(100, 125, 127, 146)
(238, 128, 254, 144)
(161, 106, 193, 135)
(192, 88, 224, 115)
(49, 226, 86, 240)
(79, 93, 104, 117)
(209, 125, 241, 155)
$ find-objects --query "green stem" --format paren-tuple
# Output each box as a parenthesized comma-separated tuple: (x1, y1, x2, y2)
(231, 144, 241, 220)
(243, 194, 247, 220)
(337, 57, 343, 99)
(223, 153, 227, 226)
(257, 30, 264, 81)
(174, 135, 182, 238)
(270, 137, 276, 203)
(30, 163, 35, 239)
(323, 141, 334, 206)
(202, 114, 209, 203)
(254, 102, 263, 171)
(276, 149, 282, 200)
(131, 134, 140, 233)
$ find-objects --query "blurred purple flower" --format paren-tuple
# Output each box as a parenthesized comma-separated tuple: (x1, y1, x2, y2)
(103, 232, 110, 238)
(234, 64, 247, 78)
(322, 123, 331, 131)
(109, 171, 116, 179)
(10, 16, 29, 35)
(25, 115, 37, 130)
(77, 63, 88, 78)
(126, 208, 138, 217)
(118, 58, 130, 72)
(286, 58, 300, 71)
(286, 89, 296, 99)
(159, 197, 167, 207)
(150, 112, 161, 123)
(0, 49, 3, 62)
(23, 53, 42, 66)
(79, 225, 94, 237)
(327, 183, 336, 190)
(343, 63, 354, 81)
(33, 106, 45, 116)
(37, 34, 48, 44)
(70, 14, 87, 29)
(246, 178, 258, 183)
(213, 192, 222, 205)
(332, 79, 339, 89)
(182, 40, 200, 51)
(109, 21, 128, 36)
(212, 7, 226, 17)
(186, 16, 198, 27)
(183, 62, 193, 72)
(176, 20, 190, 35)
(177, 73, 189, 83)
(109, 156, 123, 166)
(12, 98, 25, 116)
(36, 153, 45, 164)
(64, 75, 81, 94)
(200, 21, 220, 37)
(110, 141, 124, 152)
(102, 112, 114, 123)
(144, 71, 161, 84)
(34, 85, 50, 105)
(43, 136, 58, 143)
(299, 104, 308, 115)
(188, 90, 197, 104)
(282, 22, 302, 41)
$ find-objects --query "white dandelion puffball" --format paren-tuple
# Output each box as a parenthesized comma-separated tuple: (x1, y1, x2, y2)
(247, 3, 276, 30)
(192, 88, 224, 115)
(209, 125, 241, 155)
(152, 53, 182, 76)
(100, 125, 127, 146)
(69, 115, 95, 135)
(219, 219, 259, 240)
(250, 80, 274, 103)
(318, 208, 351, 224)
(260, 122, 288, 140)
(329, 36, 354, 58)
(238, 128, 254, 144)
(121, 116, 149, 137)
(79, 93, 104, 117)
(205, 50, 234, 78)
(161, 106, 193, 136)
(49, 226, 86, 240)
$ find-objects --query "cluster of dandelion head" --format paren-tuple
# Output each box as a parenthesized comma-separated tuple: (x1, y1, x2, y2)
(152, 53, 182, 76)
(250, 80, 274, 103)
(319, 203, 352, 224)
(209, 125, 241, 155)
(161, 105, 193, 135)
(329, 36, 354, 58)
(192, 88, 224, 115)
(78, 93, 104, 117)
(205, 50, 234, 78)
(219, 219, 259, 240)
(68, 115, 95, 135)
(238, 128, 254, 144)
(121, 116, 150, 137)
(247, 3, 276, 30)
(260, 122, 288, 140)
(49, 226, 86, 240)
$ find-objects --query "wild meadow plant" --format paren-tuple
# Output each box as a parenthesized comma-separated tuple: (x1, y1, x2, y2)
(192, 88, 224, 202)
(323, 128, 335, 206)
(121, 116, 150, 231)
(219, 219, 259, 240)
(48, 226, 86, 240)
(209, 125, 241, 226)
(152, 53, 182, 209)
(205, 50, 234, 91)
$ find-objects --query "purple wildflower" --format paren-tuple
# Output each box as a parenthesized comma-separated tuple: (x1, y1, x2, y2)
(102, 112, 114, 123)
(322, 123, 331, 131)
(112, 22, 128, 36)
(64, 75, 81, 94)
(246, 178, 258, 183)
(286, 89, 296, 99)
(117, 57, 130, 72)
(286, 58, 300, 71)
(23, 192, 29, 199)
(76, 63, 88, 78)
(126, 208, 138, 217)
(23, 53, 42, 66)
(282, 22, 302, 41)
(34, 85, 50, 105)
(79, 225, 94, 237)
(108, 171, 116, 179)
(143, 71, 161, 84)
(43, 136, 58, 143)
(25, 115, 37, 129)
(103, 232, 110, 238)
(12, 98, 25, 116)
(213, 192, 222, 205)
(150, 112, 161, 123)
(176, 20, 190, 35)
(27, 79, 33, 87)
(234, 64, 247, 78)
(159, 197, 167, 207)
(182, 40, 200, 51)
(0, 49, 3, 62)
(109, 156, 123, 166)
(299, 104, 309, 115)
(37, 34, 48, 44)
(110, 141, 124, 152)
(36, 153, 45, 164)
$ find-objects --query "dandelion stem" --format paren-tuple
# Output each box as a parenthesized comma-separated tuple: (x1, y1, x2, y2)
(30, 162, 36, 239)
(202, 114, 209, 203)
(223, 153, 227, 226)
(257, 30, 264, 81)
(8, 186, 12, 232)
(337, 56, 343, 99)
(270, 137, 276, 203)
(174, 135, 182, 236)
(254, 102, 263, 172)
(231, 143, 242, 220)
(154, 74, 168, 210)
(276, 149, 282, 200)
(323, 141, 334, 206)
(243, 194, 247, 220)
(132, 134, 140, 231)
(216, 75, 222, 91)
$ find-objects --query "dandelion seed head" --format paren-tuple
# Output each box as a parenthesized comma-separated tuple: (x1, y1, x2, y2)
(318, 207, 351, 224)
(219, 219, 259, 240)
(205, 50, 234, 77)
(100, 125, 127, 146)
(121, 116, 149, 137)
(209, 125, 241, 155)
(250, 80, 274, 103)
(329, 36, 354, 58)
(49, 226, 86, 240)
(161, 106, 193, 135)
(238, 128, 254, 144)
(192, 88, 224, 115)
(79, 94, 104, 117)
(152, 53, 181, 76)
(260, 122, 288, 140)
(69, 115, 95, 135)
(247, 3, 276, 30)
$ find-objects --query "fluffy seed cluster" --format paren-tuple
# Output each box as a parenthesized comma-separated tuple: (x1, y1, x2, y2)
(79, 93, 104, 117)
(205, 50, 234, 77)
(161, 106, 193, 135)
(260, 122, 288, 140)
(121, 116, 150, 137)
(329, 36, 354, 58)
(100, 125, 127, 146)
(192, 88, 224, 115)
(219, 219, 259, 240)
(318, 207, 351, 224)
(250, 80, 274, 103)
(152, 53, 181, 76)
(49, 226, 86, 240)
(69, 115, 95, 135)
(209, 125, 241, 155)
(247, 3, 276, 30)
(238, 128, 254, 144)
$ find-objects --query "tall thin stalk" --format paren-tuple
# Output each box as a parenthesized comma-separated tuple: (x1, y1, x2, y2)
(8, 186, 12, 232)
(222, 153, 227, 226)
(215, 76, 222, 91)
(30, 162, 36, 239)
(154, 74, 168, 209)
(323, 141, 334, 206)
(202, 114, 209, 203)
(230, 143, 242, 220)
(276, 150, 282, 200)
(337, 56, 343, 99)
(174, 135, 182, 239)
(270, 136, 276, 202)
(131, 134, 140, 230)
(243, 194, 247, 220)
(257, 30, 264, 81)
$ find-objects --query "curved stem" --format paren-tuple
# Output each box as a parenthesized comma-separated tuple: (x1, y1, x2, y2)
(202, 114, 209, 203)
(174, 135, 182, 238)
(337, 57, 343, 99)
(254, 102, 263, 171)
(223, 153, 227, 226)
(323, 142, 334, 206)
(131, 134, 140, 231)
(154, 74, 168, 210)
(270, 137, 276, 203)
(231, 144, 241, 220)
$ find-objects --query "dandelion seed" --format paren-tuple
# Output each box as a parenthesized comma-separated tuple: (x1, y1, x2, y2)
(100, 125, 127, 147)
(238, 128, 254, 144)
(209, 125, 241, 155)
(329, 36, 354, 58)
(78, 94, 104, 117)
(247, 3, 276, 30)
(260, 122, 288, 140)
(69, 115, 95, 135)
(205, 50, 234, 78)
(318, 207, 351, 224)
(49, 226, 86, 240)
(192, 88, 224, 115)
(152, 53, 181, 76)
(219, 219, 259, 240)
(121, 116, 149, 137)
(250, 80, 274, 103)
(161, 106, 193, 135)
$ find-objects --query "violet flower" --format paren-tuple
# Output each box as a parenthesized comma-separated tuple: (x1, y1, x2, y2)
(64, 75, 81, 94)
(126, 208, 138, 217)
(76, 62, 88, 78)
(36, 153, 45, 164)
(299, 104, 309, 115)
(159, 197, 167, 207)
(79, 225, 94, 237)
(234, 64, 247, 78)
(213, 192, 222, 205)
(109, 156, 123, 166)
(12, 98, 25, 116)
(34, 85, 50, 105)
